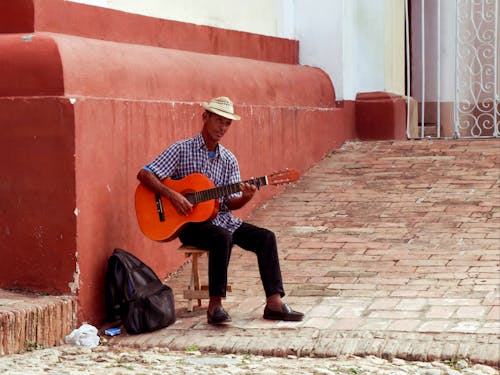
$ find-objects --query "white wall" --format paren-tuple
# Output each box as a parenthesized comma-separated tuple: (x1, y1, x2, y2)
(105, 0, 282, 37)
(384, 0, 405, 96)
(291, 0, 405, 100)
(292, 0, 344, 99)
(67, 0, 107, 7)
(342, 0, 385, 99)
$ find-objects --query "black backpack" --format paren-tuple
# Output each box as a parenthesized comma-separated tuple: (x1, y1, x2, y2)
(105, 248, 175, 334)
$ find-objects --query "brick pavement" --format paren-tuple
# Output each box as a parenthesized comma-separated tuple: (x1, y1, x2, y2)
(111, 139, 500, 366)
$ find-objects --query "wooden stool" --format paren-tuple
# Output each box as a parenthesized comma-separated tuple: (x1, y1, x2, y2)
(178, 245, 231, 312)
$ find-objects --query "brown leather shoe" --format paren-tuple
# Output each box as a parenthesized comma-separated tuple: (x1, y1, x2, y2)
(263, 303, 304, 321)
(207, 306, 232, 325)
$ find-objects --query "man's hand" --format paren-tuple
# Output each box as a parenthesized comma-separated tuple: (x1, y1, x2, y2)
(137, 169, 193, 216)
(240, 182, 257, 201)
(226, 182, 257, 211)
(169, 191, 193, 216)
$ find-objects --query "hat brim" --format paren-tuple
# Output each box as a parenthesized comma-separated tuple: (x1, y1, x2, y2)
(202, 102, 241, 121)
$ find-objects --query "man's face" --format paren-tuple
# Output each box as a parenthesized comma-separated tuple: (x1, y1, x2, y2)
(202, 111, 232, 143)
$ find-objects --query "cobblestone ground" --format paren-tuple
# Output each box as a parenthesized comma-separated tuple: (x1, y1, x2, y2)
(0, 344, 498, 375)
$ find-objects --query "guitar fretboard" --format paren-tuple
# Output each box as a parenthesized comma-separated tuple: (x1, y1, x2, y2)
(189, 176, 268, 204)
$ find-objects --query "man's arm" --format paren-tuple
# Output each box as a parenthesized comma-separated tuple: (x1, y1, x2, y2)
(137, 168, 193, 216)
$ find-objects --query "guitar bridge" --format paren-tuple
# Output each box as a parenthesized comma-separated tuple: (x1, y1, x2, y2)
(155, 194, 165, 222)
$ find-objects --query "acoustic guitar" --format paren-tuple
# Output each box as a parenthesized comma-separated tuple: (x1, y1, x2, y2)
(135, 168, 300, 242)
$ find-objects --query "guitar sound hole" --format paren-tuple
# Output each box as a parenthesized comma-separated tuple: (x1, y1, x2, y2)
(184, 193, 196, 204)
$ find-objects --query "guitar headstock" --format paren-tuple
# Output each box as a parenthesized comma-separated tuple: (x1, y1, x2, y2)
(267, 168, 300, 186)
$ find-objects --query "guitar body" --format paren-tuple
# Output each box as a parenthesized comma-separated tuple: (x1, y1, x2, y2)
(135, 168, 299, 242)
(135, 173, 219, 242)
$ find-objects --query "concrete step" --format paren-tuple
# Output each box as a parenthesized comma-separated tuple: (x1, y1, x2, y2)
(0, 289, 75, 355)
(417, 123, 438, 137)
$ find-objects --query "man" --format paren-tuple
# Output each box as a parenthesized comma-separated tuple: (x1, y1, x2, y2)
(137, 96, 303, 325)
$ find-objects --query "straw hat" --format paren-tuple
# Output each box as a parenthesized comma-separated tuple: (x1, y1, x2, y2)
(201, 96, 241, 121)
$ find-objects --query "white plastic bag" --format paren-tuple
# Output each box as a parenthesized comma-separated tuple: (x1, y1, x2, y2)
(65, 323, 100, 348)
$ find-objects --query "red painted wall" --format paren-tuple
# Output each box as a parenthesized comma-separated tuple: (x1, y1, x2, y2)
(355, 91, 407, 140)
(0, 97, 77, 293)
(0, 2, 356, 325)
(0, 33, 63, 96)
(0, 0, 298, 65)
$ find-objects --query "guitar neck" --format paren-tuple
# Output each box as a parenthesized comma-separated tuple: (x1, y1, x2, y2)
(189, 176, 268, 204)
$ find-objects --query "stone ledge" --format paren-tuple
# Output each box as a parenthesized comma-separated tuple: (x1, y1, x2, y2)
(112, 327, 500, 367)
(0, 289, 75, 355)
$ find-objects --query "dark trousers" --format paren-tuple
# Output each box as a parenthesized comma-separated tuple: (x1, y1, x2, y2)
(178, 222, 285, 299)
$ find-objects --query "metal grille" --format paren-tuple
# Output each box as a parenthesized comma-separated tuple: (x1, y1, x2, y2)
(406, 0, 499, 139)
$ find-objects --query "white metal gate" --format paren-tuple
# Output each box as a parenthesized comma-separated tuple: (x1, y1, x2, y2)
(405, 0, 499, 139)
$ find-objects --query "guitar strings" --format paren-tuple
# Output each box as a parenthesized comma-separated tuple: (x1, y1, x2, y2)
(192, 177, 266, 203)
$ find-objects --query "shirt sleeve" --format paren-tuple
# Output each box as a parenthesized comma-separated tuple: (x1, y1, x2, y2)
(145, 142, 180, 179)
(221, 152, 242, 209)
(227, 156, 241, 186)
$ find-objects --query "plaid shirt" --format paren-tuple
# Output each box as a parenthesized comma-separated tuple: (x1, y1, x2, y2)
(145, 133, 243, 233)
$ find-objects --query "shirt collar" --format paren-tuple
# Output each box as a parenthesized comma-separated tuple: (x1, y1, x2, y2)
(195, 133, 222, 158)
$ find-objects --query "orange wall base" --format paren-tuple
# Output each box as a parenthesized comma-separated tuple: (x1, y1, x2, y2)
(0, 2, 356, 325)
(73, 99, 354, 324)
(0, 98, 77, 293)
(355, 92, 407, 141)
